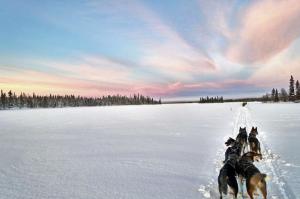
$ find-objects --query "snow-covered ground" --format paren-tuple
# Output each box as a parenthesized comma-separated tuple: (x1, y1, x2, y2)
(0, 103, 298, 199)
(251, 103, 300, 199)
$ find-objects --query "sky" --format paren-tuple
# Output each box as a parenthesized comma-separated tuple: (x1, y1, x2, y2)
(1, 0, 300, 100)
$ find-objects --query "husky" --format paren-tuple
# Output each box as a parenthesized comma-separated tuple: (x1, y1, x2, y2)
(236, 152, 267, 199)
(224, 137, 242, 163)
(236, 127, 248, 155)
(218, 152, 239, 199)
(248, 127, 261, 154)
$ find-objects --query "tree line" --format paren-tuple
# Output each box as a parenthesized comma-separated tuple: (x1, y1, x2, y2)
(262, 75, 300, 102)
(0, 90, 161, 110)
(199, 96, 224, 103)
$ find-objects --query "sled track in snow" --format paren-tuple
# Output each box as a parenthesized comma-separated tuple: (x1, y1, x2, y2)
(198, 105, 296, 199)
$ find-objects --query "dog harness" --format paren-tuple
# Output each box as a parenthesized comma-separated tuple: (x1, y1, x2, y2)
(226, 154, 239, 168)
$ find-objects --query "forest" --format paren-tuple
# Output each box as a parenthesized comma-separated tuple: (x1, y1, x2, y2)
(0, 91, 161, 109)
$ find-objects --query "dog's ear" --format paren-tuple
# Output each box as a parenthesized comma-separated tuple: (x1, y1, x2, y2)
(225, 141, 230, 146)
(240, 127, 242, 130)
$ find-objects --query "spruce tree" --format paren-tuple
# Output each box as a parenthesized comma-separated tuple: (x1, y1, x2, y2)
(275, 89, 279, 102)
(296, 80, 300, 100)
(271, 88, 276, 101)
(280, 88, 288, 102)
(289, 75, 295, 101)
(8, 90, 13, 108)
(0, 90, 5, 108)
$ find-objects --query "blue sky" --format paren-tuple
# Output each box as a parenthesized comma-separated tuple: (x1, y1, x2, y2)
(1, 0, 300, 99)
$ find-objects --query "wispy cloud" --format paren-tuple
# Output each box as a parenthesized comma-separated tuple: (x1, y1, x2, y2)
(226, 0, 300, 64)
(90, 1, 217, 79)
(0, 56, 138, 96)
(1, 0, 300, 98)
(249, 39, 300, 87)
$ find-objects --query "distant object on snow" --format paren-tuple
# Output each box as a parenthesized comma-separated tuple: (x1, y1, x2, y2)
(242, 102, 247, 107)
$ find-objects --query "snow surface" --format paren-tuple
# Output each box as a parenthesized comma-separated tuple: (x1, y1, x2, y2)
(0, 103, 298, 199)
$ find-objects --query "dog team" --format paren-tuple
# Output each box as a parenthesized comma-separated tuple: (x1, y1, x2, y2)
(218, 126, 267, 199)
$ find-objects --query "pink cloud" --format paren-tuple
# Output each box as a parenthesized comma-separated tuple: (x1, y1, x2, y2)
(36, 56, 133, 85)
(110, 1, 218, 81)
(0, 64, 137, 96)
(132, 79, 256, 97)
(249, 49, 300, 88)
(0, 63, 259, 98)
(227, 0, 300, 64)
(198, 0, 234, 40)
(33, 0, 218, 83)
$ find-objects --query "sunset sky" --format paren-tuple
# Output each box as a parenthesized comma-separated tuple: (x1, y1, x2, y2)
(1, 0, 300, 99)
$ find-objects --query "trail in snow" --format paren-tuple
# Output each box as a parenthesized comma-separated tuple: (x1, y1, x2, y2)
(198, 105, 296, 199)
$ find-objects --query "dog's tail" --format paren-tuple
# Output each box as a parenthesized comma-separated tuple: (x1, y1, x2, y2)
(257, 173, 267, 186)
(258, 173, 267, 181)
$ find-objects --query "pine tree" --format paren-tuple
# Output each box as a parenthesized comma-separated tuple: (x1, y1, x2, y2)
(296, 80, 300, 100)
(19, 93, 25, 108)
(271, 88, 276, 101)
(280, 88, 288, 102)
(275, 89, 279, 102)
(289, 75, 295, 101)
(0, 90, 5, 108)
(8, 90, 13, 108)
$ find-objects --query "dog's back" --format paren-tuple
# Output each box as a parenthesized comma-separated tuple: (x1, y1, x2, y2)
(248, 127, 261, 154)
(236, 127, 248, 154)
(246, 173, 267, 199)
(224, 142, 242, 162)
(237, 152, 267, 199)
(236, 127, 247, 143)
(248, 136, 260, 153)
(218, 154, 239, 198)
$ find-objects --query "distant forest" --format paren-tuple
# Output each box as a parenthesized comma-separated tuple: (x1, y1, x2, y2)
(200, 75, 300, 104)
(0, 90, 161, 110)
(199, 96, 224, 103)
(262, 75, 300, 102)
